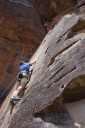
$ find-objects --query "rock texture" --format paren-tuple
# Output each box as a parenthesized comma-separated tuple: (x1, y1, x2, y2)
(0, 0, 85, 103)
(29, 0, 85, 31)
(29, 0, 78, 21)
(26, 13, 85, 115)
(0, 12, 85, 128)
(0, 0, 85, 128)
(0, 0, 45, 103)
(50, 0, 85, 30)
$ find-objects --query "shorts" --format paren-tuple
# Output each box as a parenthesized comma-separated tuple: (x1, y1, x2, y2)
(15, 80, 21, 89)
(21, 78, 28, 88)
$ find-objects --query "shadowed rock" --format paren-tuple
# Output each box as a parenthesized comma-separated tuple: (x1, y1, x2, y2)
(29, 0, 78, 21)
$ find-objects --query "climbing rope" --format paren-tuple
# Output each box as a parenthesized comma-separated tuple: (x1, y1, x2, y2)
(0, 76, 16, 99)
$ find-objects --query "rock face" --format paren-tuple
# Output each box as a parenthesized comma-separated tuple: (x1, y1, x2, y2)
(0, 0, 45, 103)
(0, 0, 84, 103)
(26, 13, 85, 115)
(50, 0, 85, 30)
(29, 0, 85, 32)
(29, 0, 85, 22)
(0, 13, 85, 128)
(29, 0, 77, 21)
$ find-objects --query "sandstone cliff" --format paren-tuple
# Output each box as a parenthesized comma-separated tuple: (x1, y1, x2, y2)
(0, 0, 85, 128)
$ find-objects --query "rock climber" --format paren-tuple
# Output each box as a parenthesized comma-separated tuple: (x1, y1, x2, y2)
(15, 60, 36, 97)
(9, 61, 36, 114)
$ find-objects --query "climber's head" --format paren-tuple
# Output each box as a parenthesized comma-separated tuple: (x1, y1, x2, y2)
(20, 61, 25, 66)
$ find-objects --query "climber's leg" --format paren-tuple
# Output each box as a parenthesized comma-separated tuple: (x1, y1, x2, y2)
(15, 80, 21, 89)
(16, 78, 28, 97)
(10, 99, 15, 114)
(21, 78, 28, 89)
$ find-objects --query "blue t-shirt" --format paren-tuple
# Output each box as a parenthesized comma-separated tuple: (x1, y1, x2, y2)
(19, 63, 32, 73)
